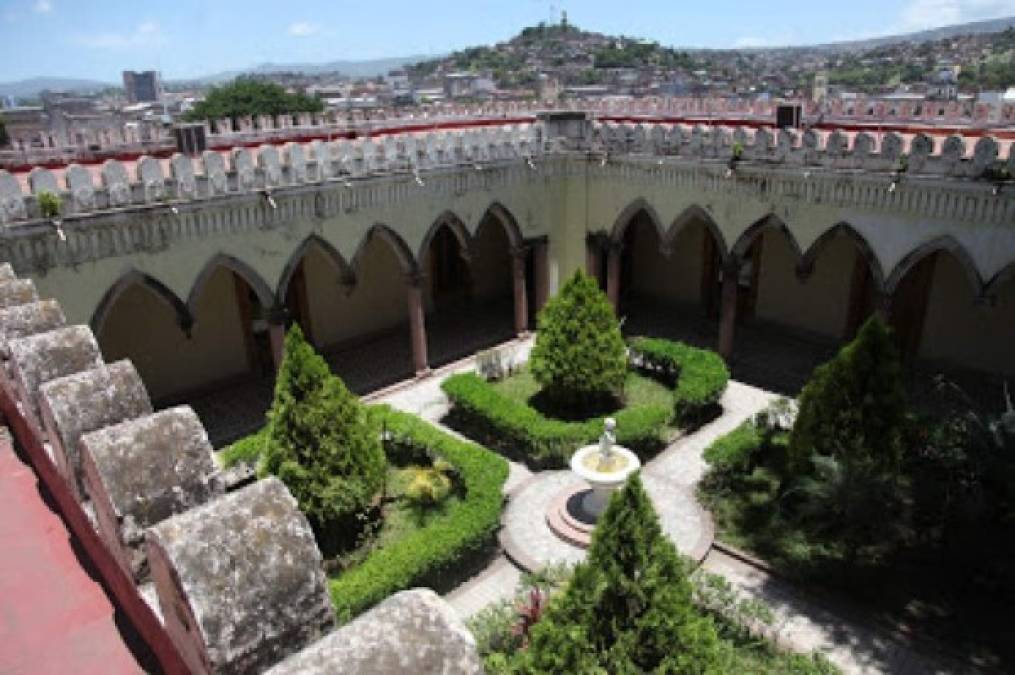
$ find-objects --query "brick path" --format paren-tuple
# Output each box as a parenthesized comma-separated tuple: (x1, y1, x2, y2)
(0, 431, 149, 675)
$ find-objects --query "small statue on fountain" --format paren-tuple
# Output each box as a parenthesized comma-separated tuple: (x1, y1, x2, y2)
(598, 417, 616, 462)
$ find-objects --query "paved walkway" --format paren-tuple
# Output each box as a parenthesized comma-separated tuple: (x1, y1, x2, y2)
(373, 354, 963, 674)
(0, 431, 148, 675)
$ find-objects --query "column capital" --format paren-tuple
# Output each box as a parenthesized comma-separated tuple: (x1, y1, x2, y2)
(265, 305, 289, 325)
(403, 270, 426, 288)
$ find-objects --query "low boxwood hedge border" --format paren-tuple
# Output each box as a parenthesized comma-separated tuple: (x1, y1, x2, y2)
(627, 336, 729, 426)
(328, 405, 508, 622)
(217, 406, 508, 623)
(442, 337, 728, 469)
(442, 372, 670, 469)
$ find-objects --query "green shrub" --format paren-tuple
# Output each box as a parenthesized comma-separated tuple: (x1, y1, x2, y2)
(37, 190, 62, 219)
(519, 473, 722, 672)
(260, 325, 387, 547)
(788, 316, 907, 474)
(442, 372, 669, 468)
(628, 336, 729, 426)
(529, 271, 627, 410)
(703, 421, 763, 472)
(219, 426, 269, 468)
(328, 406, 508, 621)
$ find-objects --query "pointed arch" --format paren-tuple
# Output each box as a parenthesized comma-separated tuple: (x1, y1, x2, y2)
(886, 235, 983, 296)
(92, 269, 192, 335)
(799, 222, 886, 290)
(730, 213, 803, 263)
(610, 197, 666, 244)
(418, 210, 472, 267)
(665, 204, 729, 260)
(984, 259, 1015, 298)
(186, 253, 275, 315)
(477, 201, 523, 249)
(351, 223, 418, 277)
(277, 234, 356, 300)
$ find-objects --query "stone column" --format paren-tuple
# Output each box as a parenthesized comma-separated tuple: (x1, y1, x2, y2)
(266, 307, 287, 372)
(606, 243, 622, 313)
(585, 241, 600, 278)
(511, 248, 529, 337)
(718, 260, 739, 362)
(533, 239, 549, 314)
(405, 274, 430, 377)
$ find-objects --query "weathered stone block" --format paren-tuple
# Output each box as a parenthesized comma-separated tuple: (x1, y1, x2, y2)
(265, 589, 483, 675)
(6, 325, 103, 430)
(146, 477, 334, 675)
(0, 278, 39, 309)
(38, 360, 152, 501)
(79, 405, 221, 582)
(0, 300, 66, 358)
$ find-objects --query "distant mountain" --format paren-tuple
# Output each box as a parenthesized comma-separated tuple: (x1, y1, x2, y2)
(184, 54, 440, 84)
(0, 77, 113, 99)
(763, 16, 1015, 53)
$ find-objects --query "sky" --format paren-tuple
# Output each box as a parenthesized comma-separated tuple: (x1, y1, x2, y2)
(1, 0, 1014, 82)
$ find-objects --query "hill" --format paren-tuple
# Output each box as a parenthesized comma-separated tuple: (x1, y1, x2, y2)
(0, 77, 113, 99)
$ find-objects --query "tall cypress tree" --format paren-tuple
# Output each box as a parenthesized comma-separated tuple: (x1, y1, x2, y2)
(521, 474, 721, 672)
(788, 315, 907, 473)
(260, 324, 386, 548)
(529, 270, 627, 411)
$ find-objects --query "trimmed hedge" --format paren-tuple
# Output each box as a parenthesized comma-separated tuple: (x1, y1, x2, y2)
(628, 336, 729, 426)
(441, 372, 671, 469)
(328, 405, 508, 622)
(702, 422, 762, 472)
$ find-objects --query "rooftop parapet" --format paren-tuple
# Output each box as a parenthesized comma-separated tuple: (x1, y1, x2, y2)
(79, 405, 223, 582)
(38, 360, 152, 501)
(265, 589, 483, 675)
(146, 477, 335, 675)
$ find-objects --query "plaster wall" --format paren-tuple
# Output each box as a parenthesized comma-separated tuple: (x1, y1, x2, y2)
(302, 239, 408, 350)
(920, 254, 1015, 376)
(754, 231, 856, 339)
(98, 267, 249, 400)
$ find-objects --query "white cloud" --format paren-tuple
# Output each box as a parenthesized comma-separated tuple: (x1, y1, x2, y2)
(75, 21, 166, 49)
(899, 0, 1015, 31)
(287, 21, 320, 37)
(33, 0, 52, 14)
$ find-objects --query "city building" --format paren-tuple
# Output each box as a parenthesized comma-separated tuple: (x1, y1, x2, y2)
(122, 70, 162, 104)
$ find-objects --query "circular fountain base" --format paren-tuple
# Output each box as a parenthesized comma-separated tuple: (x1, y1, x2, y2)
(545, 484, 601, 548)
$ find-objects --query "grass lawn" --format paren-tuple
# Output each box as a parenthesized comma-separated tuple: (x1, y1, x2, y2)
(492, 366, 676, 423)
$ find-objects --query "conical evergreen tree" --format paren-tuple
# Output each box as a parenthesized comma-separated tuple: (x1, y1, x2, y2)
(521, 474, 721, 673)
(260, 324, 386, 547)
(788, 315, 907, 473)
(529, 270, 627, 410)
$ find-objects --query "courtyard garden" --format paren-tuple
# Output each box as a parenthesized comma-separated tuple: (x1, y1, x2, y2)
(698, 316, 1015, 669)
(442, 272, 729, 468)
(219, 325, 508, 622)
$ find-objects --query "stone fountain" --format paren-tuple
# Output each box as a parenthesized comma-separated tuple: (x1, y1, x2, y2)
(546, 418, 641, 547)
(570, 418, 641, 518)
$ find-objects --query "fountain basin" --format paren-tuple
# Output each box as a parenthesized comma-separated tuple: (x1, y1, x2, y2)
(569, 444, 641, 518)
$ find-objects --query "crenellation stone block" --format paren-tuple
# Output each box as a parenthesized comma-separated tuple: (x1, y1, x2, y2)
(264, 589, 483, 675)
(38, 360, 152, 501)
(146, 477, 334, 675)
(6, 325, 102, 430)
(0, 278, 39, 309)
(79, 405, 221, 582)
(0, 299, 65, 357)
